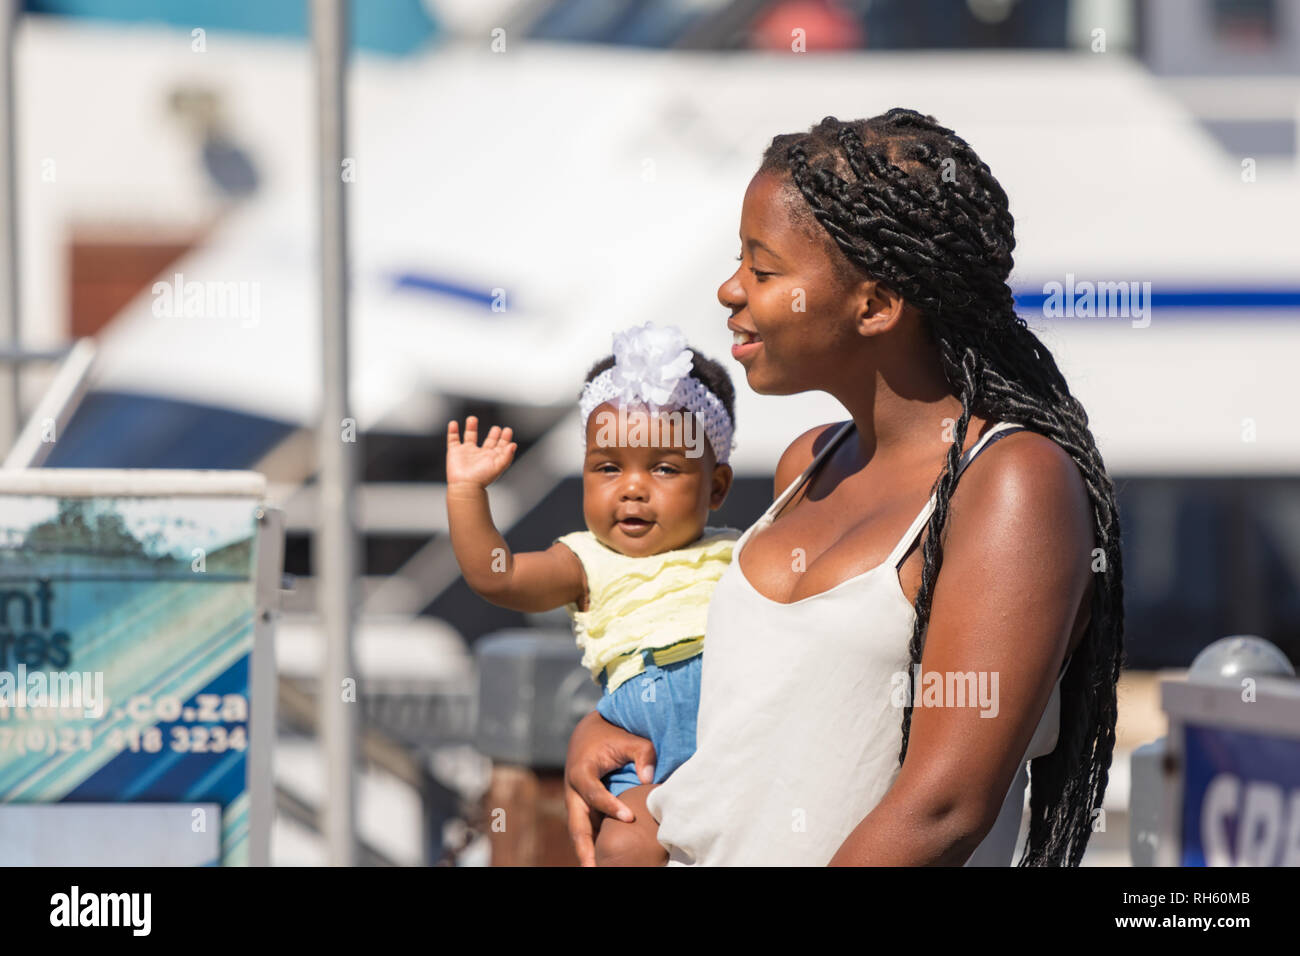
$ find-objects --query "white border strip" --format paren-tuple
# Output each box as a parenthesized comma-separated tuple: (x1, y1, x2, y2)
(1162, 677, 1300, 740)
(0, 469, 267, 497)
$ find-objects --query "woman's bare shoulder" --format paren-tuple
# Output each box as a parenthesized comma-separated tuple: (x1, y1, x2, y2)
(970, 427, 1087, 493)
(952, 427, 1094, 553)
(772, 421, 851, 500)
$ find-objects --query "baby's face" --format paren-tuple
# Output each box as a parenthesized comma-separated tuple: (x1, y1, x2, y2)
(582, 402, 732, 557)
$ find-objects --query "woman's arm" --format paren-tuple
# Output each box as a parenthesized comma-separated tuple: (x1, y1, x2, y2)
(564, 711, 659, 867)
(829, 432, 1095, 865)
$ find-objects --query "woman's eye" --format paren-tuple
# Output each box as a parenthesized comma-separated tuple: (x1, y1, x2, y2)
(654, 465, 679, 475)
(737, 251, 773, 278)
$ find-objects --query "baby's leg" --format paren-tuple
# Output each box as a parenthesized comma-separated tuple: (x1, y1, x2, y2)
(594, 784, 668, 866)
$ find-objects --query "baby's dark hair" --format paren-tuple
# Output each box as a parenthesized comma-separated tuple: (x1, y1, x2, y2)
(760, 109, 1124, 867)
(582, 348, 736, 455)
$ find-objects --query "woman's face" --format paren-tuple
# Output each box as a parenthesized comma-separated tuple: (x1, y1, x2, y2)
(719, 170, 869, 395)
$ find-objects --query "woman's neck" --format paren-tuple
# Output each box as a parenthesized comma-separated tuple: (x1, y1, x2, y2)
(828, 351, 969, 465)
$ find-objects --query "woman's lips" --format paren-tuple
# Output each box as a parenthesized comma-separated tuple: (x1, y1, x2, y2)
(731, 330, 762, 360)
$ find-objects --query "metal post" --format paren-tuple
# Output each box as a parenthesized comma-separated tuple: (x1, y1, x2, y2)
(311, 0, 358, 867)
(0, 0, 20, 458)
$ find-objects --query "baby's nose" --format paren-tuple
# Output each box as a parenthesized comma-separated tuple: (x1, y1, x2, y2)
(619, 476, 649, 499)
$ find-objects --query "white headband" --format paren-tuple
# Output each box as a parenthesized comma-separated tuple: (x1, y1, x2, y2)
(579, 323, 734, 464)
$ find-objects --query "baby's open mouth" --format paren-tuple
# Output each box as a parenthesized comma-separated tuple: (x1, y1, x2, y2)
(617, 517, 653, 533)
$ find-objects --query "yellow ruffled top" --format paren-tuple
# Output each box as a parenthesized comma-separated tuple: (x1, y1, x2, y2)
(555, 526, 740, 694)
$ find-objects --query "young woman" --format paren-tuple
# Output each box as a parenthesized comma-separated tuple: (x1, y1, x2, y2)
(564, 108, 1125, 866)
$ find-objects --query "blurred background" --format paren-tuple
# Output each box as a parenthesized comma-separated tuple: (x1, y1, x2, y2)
(3, 0, 1298, 865)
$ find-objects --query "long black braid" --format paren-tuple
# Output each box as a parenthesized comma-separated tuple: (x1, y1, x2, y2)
(759, 109, 1125, 866)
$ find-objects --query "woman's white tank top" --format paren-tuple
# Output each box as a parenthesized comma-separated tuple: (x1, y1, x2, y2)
(645, 419, 1063, 866)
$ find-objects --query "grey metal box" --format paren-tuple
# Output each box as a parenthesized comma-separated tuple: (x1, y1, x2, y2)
(475, 629, 602, 768)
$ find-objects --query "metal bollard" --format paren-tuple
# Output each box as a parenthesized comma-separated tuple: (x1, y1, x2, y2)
(1130, 634, 1297, 866)
(1187, 635, 1295, 684)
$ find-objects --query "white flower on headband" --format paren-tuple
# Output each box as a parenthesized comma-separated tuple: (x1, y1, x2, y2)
(609, 323, 694, 410)
(578, 322, 735, 464)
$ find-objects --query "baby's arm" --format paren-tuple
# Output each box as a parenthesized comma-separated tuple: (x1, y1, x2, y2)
(446, 416, 586, 612)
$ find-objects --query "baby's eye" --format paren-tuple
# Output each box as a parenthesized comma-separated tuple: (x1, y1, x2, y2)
(653, 464, 680, 475)
(594, 463, 619, 473)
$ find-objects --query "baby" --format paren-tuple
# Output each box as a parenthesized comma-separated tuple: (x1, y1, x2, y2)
(445, 322, 739, 866)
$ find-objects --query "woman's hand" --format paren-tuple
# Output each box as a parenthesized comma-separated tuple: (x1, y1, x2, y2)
(564, 710, 658, 867)
(446, 416, 516, 489)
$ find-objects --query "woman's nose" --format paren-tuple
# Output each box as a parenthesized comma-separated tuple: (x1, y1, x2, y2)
(717, 269, 745, 311)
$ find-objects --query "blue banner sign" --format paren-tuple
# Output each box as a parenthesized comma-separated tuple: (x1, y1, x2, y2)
(1180, 722, 1300, 866)
(0, 476, 277, 865)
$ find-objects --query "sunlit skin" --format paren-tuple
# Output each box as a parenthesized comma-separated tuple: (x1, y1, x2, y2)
(565, 168, 1097, 867)
(724, 171, 946, 405)
(582, 401, 733, 559)
(724, 174, 891, 397)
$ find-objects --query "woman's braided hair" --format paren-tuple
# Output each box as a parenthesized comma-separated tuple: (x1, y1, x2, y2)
(760, 109, 1125, 866)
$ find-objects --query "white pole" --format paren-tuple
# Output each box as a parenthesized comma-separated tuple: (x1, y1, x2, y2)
(2, 339, 94, 469)
(311, 0, 358, 867)
(0, 0, 20, 459)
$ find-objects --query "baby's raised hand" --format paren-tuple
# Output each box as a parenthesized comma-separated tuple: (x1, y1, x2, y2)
(446, 416, 517, 489)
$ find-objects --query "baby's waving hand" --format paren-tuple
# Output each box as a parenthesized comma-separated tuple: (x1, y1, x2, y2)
(446, 415, 516, 489)
(445, 417, 586, 613)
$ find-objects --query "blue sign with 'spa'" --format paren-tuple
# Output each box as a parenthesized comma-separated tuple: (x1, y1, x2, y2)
(1181, 722, 1300, 866)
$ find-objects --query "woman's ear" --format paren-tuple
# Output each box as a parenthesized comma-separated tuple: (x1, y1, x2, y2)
(854, 280, 907, 337)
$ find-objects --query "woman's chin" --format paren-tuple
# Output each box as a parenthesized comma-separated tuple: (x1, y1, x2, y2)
(743, 367, 805, 396)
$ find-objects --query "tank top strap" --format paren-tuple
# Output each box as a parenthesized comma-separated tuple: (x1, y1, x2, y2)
(884, 420, 1027, 569)
(765, 420, 857, 523)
